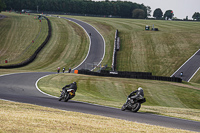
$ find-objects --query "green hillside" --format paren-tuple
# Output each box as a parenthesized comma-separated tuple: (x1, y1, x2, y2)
(0, 12, 200, 122)
(63, 15, 200, 78)
(0, 12, 89, 72)
(38, 73, 200, 121)
(0, 12, 48, 65)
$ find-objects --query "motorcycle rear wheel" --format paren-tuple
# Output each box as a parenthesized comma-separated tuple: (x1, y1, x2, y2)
(58, 91, 65, 101)
(131, 102, 141, 112)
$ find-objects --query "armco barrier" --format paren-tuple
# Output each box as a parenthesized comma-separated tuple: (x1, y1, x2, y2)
(111, 29, 120, 71)
(78, 70, 182, 83)
(0, 16, 51, 69)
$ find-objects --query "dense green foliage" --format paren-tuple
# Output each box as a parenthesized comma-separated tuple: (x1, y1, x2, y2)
(0, 0, 6, 12)
(164, 10, 174, 20)
(192, 12, 200, 20)
(153, 8, 163, 19)
(3, 0, 148, 18)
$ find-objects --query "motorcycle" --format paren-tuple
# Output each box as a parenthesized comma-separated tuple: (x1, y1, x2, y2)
(58, 88, 75, 102)
(121, 94, 146, 112)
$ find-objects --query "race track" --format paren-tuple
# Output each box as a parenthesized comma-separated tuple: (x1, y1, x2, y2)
(171, 49, 200, 82)
(62, 17, 105, 71)
(0, 17, 200, 132)
(0, 72, 200, 132)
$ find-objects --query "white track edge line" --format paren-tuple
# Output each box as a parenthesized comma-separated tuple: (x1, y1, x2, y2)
(188, 67, 200, 82)
(170, 49, 200, 77)
(35, 74, 58, 98)
(62, 17, 105, 71)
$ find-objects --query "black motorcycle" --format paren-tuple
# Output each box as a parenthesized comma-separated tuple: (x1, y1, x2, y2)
(58, 89, 75, 102)
(121, 94, 146, 112)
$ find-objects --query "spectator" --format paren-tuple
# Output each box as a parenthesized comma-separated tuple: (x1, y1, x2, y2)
(57, 67, 60, 73)
(180, 72, 183, 77)
(69, 68, 71, 73)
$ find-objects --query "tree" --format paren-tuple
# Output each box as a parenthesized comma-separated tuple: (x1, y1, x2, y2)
(153, 8, 163, 19)
(146, 6, 151, 17)
(3, 0, 149, 18)
(164, 10, 174, 20)
(192, 12, 200, 20)
(132, 9, 145, 19)
(0, 0, 6, 12)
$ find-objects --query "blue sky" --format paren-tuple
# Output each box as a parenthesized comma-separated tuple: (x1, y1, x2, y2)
(93, 0, 200, 19)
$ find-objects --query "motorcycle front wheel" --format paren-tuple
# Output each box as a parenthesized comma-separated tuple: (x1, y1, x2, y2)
(58, 91, 65, 101)
(121, 104, 127, 111)
(58, 97, 62, 101)
(131, 102, 141, 112)
(64, 93, 70, 102)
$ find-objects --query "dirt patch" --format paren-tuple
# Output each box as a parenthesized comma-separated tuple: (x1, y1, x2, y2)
(170, 82, 200, 90)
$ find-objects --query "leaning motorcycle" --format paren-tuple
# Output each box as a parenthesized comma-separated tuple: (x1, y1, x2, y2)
(121, 94, 146, 112)
(58, 89, 75, 102)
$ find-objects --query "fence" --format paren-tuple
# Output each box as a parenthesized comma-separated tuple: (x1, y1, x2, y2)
(77, 70, 182, 83)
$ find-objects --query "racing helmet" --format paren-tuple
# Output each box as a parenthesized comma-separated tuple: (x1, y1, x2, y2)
(138, 87, 143, 91)
(73, 82, 76, 85)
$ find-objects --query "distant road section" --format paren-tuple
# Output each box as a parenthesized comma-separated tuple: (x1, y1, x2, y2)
(171, 49, 200, 82)
(0, 14, 6, 19)
(62, 17, 105, 71)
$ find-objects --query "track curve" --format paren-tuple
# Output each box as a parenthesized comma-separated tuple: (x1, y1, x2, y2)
(0, 18, 200, 132)
(0, 72, 200, 132)
(62, 17, 105, 71)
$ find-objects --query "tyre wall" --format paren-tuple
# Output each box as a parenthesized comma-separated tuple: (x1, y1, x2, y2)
(78, 70, 182, 83)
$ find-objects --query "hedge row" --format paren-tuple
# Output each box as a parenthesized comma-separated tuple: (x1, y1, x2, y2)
(0, 16, 51, 69)
(78, 70, 182, 83)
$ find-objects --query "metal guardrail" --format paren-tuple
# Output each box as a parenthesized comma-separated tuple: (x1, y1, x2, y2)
(112, 29, 120, 71)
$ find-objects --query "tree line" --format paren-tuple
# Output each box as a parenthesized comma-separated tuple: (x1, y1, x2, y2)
(153, 8, 174, 20)
(153, 8, 200, 21)
(0, 0, 6, 12)
(2, 0, 148, 18)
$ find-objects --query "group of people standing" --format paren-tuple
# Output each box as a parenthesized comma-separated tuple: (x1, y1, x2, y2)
(57, 67, 71, 73)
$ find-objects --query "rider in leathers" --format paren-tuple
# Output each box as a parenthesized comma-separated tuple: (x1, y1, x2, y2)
(62, 82, 77, 98)
(128, 87, 144, 103)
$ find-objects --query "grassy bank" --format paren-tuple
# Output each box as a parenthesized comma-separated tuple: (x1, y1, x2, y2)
(0, 13, 89, 73)
(38, 73, 200, 121)
(0, 12, 200, 132)
(0, 100, 196, 133)
(0, 12, 48, 65)
(63, 15, 200, 78)
(16, 16, 89, 72)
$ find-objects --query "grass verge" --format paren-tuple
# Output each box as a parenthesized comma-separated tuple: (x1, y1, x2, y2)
(0, 100, 196, 133)
(38, 73, 200, 122)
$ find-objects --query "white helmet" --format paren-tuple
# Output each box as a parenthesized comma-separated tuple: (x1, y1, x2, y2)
(138, 87, 143, 91)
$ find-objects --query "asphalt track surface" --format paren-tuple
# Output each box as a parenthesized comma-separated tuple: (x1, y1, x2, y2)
(0, 17, 200, 132)
(62, 17, 105, 71)
(171, 49, 200, 82)
(0, 72, 200, 132)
